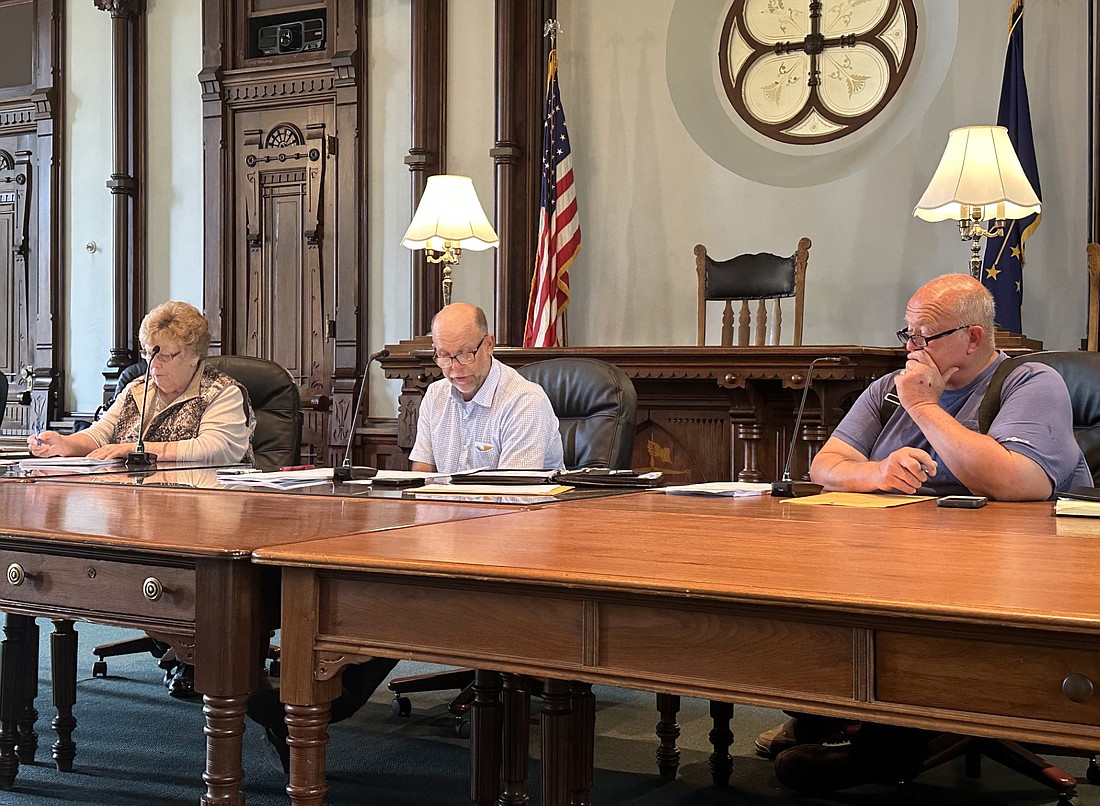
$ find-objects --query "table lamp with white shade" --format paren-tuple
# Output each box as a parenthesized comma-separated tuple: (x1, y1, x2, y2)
(913, 125, 1041, 280)
(401, 174, 499, 308)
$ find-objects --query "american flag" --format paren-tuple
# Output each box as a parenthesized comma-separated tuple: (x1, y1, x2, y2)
(524, 49, 580, 348)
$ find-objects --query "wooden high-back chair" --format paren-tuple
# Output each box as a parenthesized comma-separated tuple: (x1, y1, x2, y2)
(695, 237, 811, 346)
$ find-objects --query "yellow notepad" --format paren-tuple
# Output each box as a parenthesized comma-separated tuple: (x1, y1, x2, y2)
(783, 492, 934, 508)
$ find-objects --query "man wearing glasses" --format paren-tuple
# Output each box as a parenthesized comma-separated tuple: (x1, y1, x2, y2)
(251, 304, 565, 772)
(810, 272, 1089, 500)
(765, 273, 1091, 793)
(410, 302, 564, 474)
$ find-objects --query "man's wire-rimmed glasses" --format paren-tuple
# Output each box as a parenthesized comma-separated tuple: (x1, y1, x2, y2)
(895, 324, 973, 349)
(433, 335, 486, 368)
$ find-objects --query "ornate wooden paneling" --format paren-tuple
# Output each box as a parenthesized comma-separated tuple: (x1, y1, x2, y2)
(202, 0, 365, 465)
(491, 0, 553, 346)
(0, 0, 62, 439)
(94, 0, 147, 405)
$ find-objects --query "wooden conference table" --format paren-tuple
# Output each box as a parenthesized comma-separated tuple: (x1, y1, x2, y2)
(0, 476, 514, 803)
(255, 493, 1100, 805)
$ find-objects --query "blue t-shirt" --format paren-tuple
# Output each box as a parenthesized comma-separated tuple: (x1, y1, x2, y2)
(831, 353, 1091, 496)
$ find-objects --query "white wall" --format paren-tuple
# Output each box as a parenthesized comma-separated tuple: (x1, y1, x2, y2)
(64, 1, 203, 413)
(62, 0, 1094, 418)
(64, 1, 113, 413)
(146, 0, 204, 307)
(367, 0, 413, 418)
(555, 0, 1088, 350)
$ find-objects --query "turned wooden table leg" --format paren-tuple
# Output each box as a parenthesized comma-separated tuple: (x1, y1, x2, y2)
(0, 614, 34, 790)
(655, 692, 681, 781)
(471, 670, 503, 805)
(540, 678, 572, 806)
(708, 701, 734, 789)
(569, 682, 594, 806)
(49, 619, 77, 771)
(201, 693, 247, 806)
(498, 673, 529, 806)
(17, 619, 39, 765)
(286, 701, 331, 806)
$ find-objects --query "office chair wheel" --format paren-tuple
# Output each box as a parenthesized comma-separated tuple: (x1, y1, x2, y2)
(454, 717, 471, 740)
(92, 660, 107, 678)
(391, 696, 412, 717)
(1087, 759, 1100, 786)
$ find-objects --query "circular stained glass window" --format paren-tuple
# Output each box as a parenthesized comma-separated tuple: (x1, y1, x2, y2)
(719, 0, 917, 145)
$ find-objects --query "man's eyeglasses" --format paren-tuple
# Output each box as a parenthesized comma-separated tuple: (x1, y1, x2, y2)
(139, 348, 183, 363)
(433, 335, 487, 369)
(895, 324, 973, 349)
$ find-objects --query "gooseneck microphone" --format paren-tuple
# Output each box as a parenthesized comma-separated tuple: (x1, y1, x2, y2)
(333, 348, 388, 482)
(126, 346, 160, 467)
(771, 356, 850, 498)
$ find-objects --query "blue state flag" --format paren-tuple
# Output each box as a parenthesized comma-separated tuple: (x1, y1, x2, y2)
(981, 0, 1041, 333)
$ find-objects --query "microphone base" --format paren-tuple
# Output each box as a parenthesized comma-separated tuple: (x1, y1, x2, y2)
(126, 451, 158, 467)
(770, 480, 824, 498)
(333, 465, 378, 483)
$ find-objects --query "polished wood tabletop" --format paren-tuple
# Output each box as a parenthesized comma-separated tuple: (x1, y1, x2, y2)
(255, 496, 1100, 805)
(256, 498, 1100, 627)
(0, 480, 516, 804)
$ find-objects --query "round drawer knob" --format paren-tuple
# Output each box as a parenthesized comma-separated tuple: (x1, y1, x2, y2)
(142, 577, 164, 601)
(1062, 673, 1094, 703)
(6, 563, 28, 586)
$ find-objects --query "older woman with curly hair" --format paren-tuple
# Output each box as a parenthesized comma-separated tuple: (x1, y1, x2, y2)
(30, 301, 254, 465)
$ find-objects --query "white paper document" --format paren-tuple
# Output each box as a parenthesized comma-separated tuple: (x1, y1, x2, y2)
(19, 456, 125, 468)
(219, 467, 334, 489)
(663, 482, 771, 497)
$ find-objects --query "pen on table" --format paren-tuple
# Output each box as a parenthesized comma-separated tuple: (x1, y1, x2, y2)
(279, 464, 316, 471)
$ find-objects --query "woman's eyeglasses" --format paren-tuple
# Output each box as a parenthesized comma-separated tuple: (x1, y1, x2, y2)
(139, 348, 183, 363)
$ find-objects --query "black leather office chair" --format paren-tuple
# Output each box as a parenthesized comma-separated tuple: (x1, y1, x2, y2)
(206, 355, 302, 471)
(695, 238, 810, 347)
(916, 350, 1100, 801)
(90, 355, 303, 682)
(387, 358, 638, 734)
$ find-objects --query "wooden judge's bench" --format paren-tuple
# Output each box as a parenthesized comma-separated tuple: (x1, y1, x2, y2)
(375, 344, 907, 483)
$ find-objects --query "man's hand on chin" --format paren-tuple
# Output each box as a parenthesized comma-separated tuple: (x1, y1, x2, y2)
(897, 349, 957, 411)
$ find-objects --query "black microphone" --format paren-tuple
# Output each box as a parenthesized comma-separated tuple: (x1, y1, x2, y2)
(126, 346, 160, 467)
(771, 356, 850, 498)
(333, 348, 388, 482)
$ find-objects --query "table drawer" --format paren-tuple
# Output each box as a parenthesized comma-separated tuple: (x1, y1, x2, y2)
(876, 632, 1100, 724)
(599, 602, 855, 699)
(0, 549, 196, 622)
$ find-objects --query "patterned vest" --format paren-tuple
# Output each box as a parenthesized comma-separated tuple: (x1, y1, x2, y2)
(114, 362, 255, 464)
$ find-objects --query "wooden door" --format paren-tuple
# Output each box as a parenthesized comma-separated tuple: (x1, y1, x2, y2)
(0, 143, 34, 433)
(234, 106, 334, 463)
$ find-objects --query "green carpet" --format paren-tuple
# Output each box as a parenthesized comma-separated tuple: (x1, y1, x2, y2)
(2, 622, 1095, 805)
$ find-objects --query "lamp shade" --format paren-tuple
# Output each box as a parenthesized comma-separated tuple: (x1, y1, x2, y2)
(401, 174, 499, 252)
(913, 125, 1041, 222)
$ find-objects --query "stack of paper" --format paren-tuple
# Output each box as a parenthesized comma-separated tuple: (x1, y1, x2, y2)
(19, 456, 124, 472)
(663, 482, 771, 497)
(412, 483, 573, 496)
(218, 467, 334, 490)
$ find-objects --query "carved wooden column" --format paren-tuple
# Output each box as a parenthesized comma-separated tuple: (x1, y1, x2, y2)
(491, 0, 552, 346)
(95, 0, 146, 404)
(199, 0, 230, 354)
(406, 0, 447, 336)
